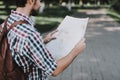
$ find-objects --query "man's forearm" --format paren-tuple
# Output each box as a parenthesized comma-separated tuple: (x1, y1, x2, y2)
(52, 39, 86, 77)
(52, 49, 81, 77)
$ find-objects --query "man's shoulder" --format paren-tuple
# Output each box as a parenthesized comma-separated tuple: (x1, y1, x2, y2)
(14, 23, 37, 37)
(8, 14, 39, 38)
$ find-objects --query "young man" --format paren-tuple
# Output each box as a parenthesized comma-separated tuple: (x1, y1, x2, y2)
(6, 0, 86, 80)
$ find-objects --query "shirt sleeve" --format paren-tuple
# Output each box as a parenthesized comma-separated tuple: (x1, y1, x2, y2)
(25, 31, 57, 75)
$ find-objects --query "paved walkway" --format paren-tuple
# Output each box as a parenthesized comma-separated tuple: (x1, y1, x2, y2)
(49, 9, 120, 80)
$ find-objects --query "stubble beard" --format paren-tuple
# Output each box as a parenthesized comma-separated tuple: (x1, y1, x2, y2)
(31, 5, 41, 16)
(31, 9, 39, 16)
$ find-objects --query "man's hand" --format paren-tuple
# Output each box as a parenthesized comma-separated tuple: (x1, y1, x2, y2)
(44, 30, 58, 44)
(72, 38, 86, 56)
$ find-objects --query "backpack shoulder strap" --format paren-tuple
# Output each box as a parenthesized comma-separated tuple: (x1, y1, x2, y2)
(3, 17, 27, 34)
(8, 20, 27, 31)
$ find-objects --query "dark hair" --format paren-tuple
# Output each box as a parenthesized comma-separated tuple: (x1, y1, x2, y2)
(16, 0, 27, 7)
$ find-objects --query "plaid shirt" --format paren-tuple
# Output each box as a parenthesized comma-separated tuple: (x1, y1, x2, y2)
(6, 10, 57, 80)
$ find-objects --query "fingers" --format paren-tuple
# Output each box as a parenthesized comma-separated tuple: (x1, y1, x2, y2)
(81, 38, 85, 42)
(73, 38, 86, 55)
(50, 30, 58, 36)
(75, 38, 86, 49)
(51, 35, 57, 40)
(44, 30, 58, 43)
(80, 38, 86, 49)
(78, 38, 86, 45)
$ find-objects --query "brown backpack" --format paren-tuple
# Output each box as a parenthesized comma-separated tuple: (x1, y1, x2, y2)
(0, 18, 28, 80)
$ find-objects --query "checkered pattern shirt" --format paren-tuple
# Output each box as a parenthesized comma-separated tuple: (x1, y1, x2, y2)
(6, 10, 57, 80)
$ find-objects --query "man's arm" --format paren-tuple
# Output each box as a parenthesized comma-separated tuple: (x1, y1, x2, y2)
(52, 39, 86, 76)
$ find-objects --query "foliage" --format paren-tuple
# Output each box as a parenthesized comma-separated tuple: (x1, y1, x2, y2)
(111, 0, 120, 12)
(107, 9, 120, 23)
(35, 6, 74, 33)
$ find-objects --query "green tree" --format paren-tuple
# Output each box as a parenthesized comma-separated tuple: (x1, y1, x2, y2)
(3, 0, 16, 13)
(111, 0, 120, 11)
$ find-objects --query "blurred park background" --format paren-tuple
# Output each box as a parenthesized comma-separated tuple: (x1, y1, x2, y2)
(0, 0, 119, 33)
(0, 0, 120, 80)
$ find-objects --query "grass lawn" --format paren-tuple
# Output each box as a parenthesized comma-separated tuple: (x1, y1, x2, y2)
(106, 9, 120, 23)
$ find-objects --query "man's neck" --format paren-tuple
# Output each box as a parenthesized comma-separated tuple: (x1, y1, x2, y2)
(16, 7, 32, 17)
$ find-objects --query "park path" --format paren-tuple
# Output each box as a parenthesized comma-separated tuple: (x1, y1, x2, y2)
(49, 8, 120, 80)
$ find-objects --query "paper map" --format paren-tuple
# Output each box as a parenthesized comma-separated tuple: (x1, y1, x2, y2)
(46, 16, 89, 60)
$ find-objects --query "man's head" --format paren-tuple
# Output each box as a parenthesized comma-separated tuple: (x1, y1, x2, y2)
(16, 0, 27, 7)
(16, 0, 41, 16)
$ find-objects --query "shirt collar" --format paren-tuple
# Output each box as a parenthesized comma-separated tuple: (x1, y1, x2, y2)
(11, 10, 34, 26)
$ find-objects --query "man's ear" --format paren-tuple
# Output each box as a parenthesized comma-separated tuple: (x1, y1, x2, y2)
(27, 0, 35, 5)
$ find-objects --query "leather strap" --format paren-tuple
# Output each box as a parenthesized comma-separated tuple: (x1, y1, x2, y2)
(3, 17, 27, 33)
(4, 17, 8, 28)
(1, 17, 8, 34)
(8, 20, 27, 31)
